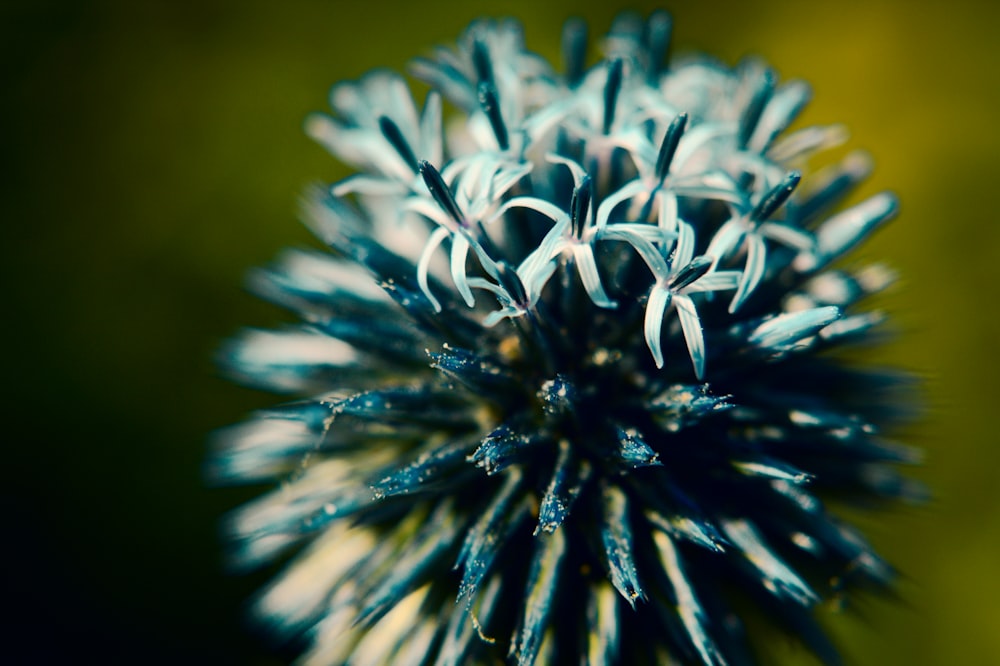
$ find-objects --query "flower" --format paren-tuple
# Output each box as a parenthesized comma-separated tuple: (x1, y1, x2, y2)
(212, 12, 922, 666)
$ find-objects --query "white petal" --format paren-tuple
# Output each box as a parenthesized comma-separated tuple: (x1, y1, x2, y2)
(405, 196, 456, 230)
(598, 225, 669, 278)
(729, 233, 767, 313)
(484, 305, 525, 327)
(450, 232, 475, 307)
(704, 217, 745, 263)
(643, 285, 672, 369)
(672, 122, 734, 171)
(491, 196, 567, 224)
(674, 221, 696, 268)
(748, 80, 811, 154)
(684, 270, 741, 293)
(417, 227, 450, 312)
(657, 192, 679, 234)
(571, 244, 617, 309)
(522, 98, 576, 143)
(759, 222, 814, 251)
(466, 276, 510, 301)
(596, 180, 645, 228)
(419, 91, 444, 167)
(331, 175, 405, 197)
(592, 222, 671, 245)
(749, 306, 841, 351)
(815, 192, 898, 260)
(671, 171, 744, 204)
(675, 295, 706, 380)
(489, 162, 533, 201)
(519, 257, 558, 305)
(545, 153, 588, 188)
(768, 124, 848, 163)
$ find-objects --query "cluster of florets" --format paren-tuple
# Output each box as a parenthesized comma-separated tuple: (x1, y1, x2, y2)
(212, 12, 920, 666)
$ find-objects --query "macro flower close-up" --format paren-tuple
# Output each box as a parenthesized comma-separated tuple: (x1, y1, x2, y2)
(212, 12, 922, 665)
(13, 1, 1000, 665)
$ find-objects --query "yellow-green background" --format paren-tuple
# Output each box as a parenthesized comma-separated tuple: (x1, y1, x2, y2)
(4, 0, 997, 663)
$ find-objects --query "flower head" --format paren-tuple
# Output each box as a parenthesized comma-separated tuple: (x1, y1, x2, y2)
(213, 12, 921, 666)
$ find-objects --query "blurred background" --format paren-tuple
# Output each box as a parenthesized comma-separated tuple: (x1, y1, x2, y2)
(4, 0, 998, 663)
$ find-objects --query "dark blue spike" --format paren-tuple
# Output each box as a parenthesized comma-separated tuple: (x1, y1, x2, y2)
(644, 505, 728, 554)
(561, 17, 588, 88)
(494, 260, 528, 305)
(668, 255, 713, 290)
(469, 424, 536, 475)
(647, 383, 732, 432)
(750, 170, 801, 222)
(511, 529, 566, 666)
(602, 58, 625, 135)
(298, 487, 370, 534)
(536, 374, 577, 416)
(477, 82, 510, 150)
(357, 503, 460, 627)
(613, 425, 661, 468)
(569, 174, 593, 239)
(645, 11, 672, 83)
(795, 156, 870, 224)
(258, 400, 335, 432)
(428, 344, 517, 392)
(378, 277, 482, 344)
(655, 112, 688, 183)
(637, 477, 729, 553)
(600, 484, 645, 607)
(377, 115, 419, 173)
(536, 439, 592, 534)
(370, 440, 472, 500)
(418, 160, 466, 226)
(318, 317, 425, 365)
(456, 471, 528, 605)
(332, 385, 473, 427)
(738, 70, 775, 149)
(746, 587, 843, 666)
(813, 192, 898, 263)
(732, 456, 813, 485)
(748, 306, 840, 352)
(307, 191, 429, 282)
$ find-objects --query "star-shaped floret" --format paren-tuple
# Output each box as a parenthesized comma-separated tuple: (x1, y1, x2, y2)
(622, 220, 741, 378)
(306, 71, 443, 197)
(706, 170, 815, 313)
(490, 155, 674, 314)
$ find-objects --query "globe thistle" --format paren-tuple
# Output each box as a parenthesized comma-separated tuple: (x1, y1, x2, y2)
(212, 12, 923, 666)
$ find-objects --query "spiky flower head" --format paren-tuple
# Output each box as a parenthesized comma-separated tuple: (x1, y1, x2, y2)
(213, 12, 921, 666)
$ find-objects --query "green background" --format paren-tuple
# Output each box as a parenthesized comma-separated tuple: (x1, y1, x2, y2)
(4, 0, 998, 663)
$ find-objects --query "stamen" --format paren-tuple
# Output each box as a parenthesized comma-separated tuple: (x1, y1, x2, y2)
(645, 10, 672, 83)
(569, 174, 593, 239)
(750, 171, 801, 223)
(738, 70, 775, 149)
(477, 82, 510, 151)
(378, 116, 419, 173)
(669, 255, 713, 291)
(418, 160, 466, 226)
(655, 112, 688, 184)
(602, 58, 624, 135)
(471, 38, 494, 87)
(561, 18, 588, 88)
(494, 261, 528, 305)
